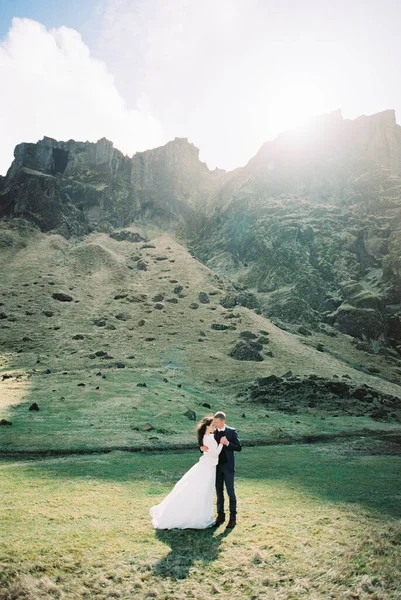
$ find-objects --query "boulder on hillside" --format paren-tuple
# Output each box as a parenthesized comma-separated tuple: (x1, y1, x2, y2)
(331, 304, 387, 339)
(52, 292, 73, 302)
(110, 231, 147, 243)
(240, 330, 258, 340)
(199, 292, 210, 304)
(229, 341, 264, 361)
(211, 323, 229, 331)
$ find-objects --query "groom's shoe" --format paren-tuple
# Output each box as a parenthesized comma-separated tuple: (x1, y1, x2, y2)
(226, 514, 236, 529)
(214, 513, 225, 527)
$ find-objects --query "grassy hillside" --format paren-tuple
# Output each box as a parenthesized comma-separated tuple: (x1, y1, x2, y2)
(1, 220, 401, 454)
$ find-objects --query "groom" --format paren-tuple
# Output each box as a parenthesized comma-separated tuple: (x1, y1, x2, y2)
(204, 411, 242, 529)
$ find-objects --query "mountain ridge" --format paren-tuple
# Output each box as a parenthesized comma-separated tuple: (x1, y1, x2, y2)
(1, 108, 401, 376)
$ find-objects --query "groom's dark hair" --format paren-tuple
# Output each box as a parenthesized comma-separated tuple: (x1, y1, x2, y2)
(214, 411, 226, 420)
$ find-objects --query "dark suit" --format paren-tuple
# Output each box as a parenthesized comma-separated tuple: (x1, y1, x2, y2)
(214, 426, 242, 516)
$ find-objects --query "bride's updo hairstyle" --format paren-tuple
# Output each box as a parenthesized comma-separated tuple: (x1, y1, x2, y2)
(197, 416, 214, 446)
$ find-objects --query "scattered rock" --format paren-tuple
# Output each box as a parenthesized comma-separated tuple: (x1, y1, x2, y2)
(137, 382, 147, 387)
(173, 285, 184, 294)
(240, 331, 258, 340)
(184, 409, 196, 420)
(154, 303, 164, 310)
(142, 423, 154, 431)
(211, 323, 229, 331)
(72, 334, 85, 340)
(29, 403, 39, 411)
(202, 402, 211, 408)
(190, 303, 199, 309)
(229, 341, 264, 361)
(247, 374, 401, 420)
(77, 383, 86, 387)
(43, 310, 54, 317)
(115, 313, 128, 321)
(0, 419, 12, 425)
(152, 294, 164, 302)
(166, 297, 178, 303)
(137, 260, 147, 271)
(138, 319, 146, 326)
(114, 293, 128, 300)
(115, 362, 126, 368)
(94, 320, 106, 327)
(52, 292, 73, 302)
(110, 231, 146, 243)
(199, 292, 210, 304)
(145, 337, 156, 341)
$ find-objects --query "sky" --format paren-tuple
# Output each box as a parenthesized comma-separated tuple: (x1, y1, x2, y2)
(1, 0, 401, 175)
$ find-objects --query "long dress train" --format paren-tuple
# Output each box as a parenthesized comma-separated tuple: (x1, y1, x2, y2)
(149, 434, 222, 529)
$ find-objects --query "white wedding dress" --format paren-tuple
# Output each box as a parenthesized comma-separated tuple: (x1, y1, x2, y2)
(149, 434, 222, 529)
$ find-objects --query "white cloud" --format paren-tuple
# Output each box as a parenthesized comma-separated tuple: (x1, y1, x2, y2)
(97, 0, 401, 171)
(0, 18, 165, 175)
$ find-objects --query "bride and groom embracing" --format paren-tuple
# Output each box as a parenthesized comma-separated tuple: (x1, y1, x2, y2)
(150, 411, 242, 530)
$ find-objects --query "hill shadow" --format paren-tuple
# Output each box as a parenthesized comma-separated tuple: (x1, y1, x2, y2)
(237, 441, 401, 519)
(153, 527, 232, 579)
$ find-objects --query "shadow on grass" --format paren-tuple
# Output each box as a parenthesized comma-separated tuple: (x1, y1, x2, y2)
(153, 526, 232, 579)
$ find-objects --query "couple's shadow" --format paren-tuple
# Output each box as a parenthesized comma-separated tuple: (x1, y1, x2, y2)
(154, 526, 233, 579)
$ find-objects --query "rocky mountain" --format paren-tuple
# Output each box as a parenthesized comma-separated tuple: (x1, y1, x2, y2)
(1, 108, 401, 386)
(189, 110, 401, 353)
(0, 135, 223, 236)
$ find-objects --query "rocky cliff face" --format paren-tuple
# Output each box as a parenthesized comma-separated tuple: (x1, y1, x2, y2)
(0, 136, 222, 235)
(188, 110, 401, 351)
(1, 110, 401, 353)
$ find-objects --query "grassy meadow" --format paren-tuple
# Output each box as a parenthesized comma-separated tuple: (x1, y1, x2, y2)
(1, 443, 401, 600)
(1, 225, 401, 600)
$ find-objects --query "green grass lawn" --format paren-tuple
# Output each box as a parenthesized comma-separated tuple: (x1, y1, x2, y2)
(1, 443, 401, 600)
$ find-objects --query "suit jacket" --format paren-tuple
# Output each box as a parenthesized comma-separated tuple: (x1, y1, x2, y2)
(214, 426, 242, 472)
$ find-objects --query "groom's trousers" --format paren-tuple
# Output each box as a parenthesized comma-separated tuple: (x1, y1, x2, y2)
(216, 466, 237, 515)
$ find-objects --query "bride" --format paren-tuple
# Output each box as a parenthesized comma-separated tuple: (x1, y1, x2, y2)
(149, 417, 223, 529)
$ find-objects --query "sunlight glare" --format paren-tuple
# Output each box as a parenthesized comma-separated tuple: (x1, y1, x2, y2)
(263, 72, 337, 138)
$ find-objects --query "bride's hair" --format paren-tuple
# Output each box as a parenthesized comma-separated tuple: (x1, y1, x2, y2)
(196, 416, 214, 446)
